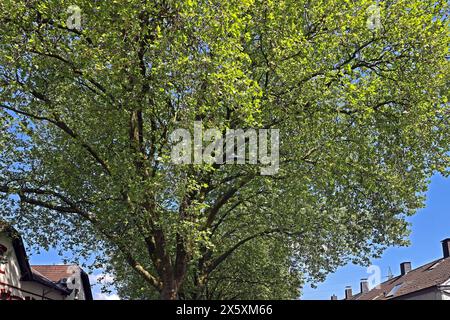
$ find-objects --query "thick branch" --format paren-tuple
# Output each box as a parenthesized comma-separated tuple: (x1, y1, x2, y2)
(206, 228, 285, 274)
(205, 175, 253, 229)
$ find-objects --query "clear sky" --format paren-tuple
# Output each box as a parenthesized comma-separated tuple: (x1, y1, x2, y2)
(26, 173, 450, 300)
(302, 173, 450, 300)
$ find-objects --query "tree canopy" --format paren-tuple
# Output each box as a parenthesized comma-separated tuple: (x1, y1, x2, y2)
(0, 0, 449, 299)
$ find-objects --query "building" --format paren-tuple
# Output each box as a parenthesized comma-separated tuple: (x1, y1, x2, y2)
(333, 238, 450, 300)
(0, 221, 93, 300)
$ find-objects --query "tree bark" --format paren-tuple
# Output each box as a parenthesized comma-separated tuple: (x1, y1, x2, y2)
(160, 281, 178, 300)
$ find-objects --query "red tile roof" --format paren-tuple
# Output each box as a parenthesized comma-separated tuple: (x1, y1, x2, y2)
(31, 265, 76, 282)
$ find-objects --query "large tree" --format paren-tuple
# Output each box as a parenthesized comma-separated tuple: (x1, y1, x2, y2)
(0, 0, 449, 299)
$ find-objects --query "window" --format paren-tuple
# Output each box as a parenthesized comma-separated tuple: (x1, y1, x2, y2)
(428, 260, 442, 270)
(385, 283, 403, 297)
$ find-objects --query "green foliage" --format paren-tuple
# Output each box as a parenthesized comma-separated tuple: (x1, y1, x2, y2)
(0, 0, 449, 299)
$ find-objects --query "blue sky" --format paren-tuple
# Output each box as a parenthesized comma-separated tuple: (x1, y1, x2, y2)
(302, 173, 450, 300)
(27, 173, 450, 300)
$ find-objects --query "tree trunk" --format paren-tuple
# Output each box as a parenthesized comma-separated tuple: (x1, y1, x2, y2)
(160, 281, 178, 300)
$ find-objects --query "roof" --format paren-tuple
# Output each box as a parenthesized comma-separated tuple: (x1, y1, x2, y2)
(31, 265, 75, 282)
(350, 257, 450, 300)
(30, 268, 70, 294)
(31, 265, 93, 300)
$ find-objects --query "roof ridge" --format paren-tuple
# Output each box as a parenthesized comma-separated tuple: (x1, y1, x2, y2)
(375, 257, 446, 287)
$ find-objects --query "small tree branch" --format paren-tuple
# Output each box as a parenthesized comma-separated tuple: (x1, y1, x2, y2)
(0, 103, 112, 176)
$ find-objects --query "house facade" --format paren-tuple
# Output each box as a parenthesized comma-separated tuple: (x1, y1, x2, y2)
(0, 221, 93, 300)
(333, 238, 450, 300)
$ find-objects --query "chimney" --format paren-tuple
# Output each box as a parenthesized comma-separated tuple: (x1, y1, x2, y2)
(360, 279, 369, 294)
(400, 262, 412, 275)
(345, 286, 353, 300)
(442, 238, 450, 258)
(331, 294, 338, 300)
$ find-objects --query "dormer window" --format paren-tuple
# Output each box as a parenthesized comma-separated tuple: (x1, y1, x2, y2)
(385, 283, 403, 298)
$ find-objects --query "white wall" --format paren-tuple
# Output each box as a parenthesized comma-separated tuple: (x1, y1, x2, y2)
(438, 278, 450, 300)
(64, 266, 87, 300)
